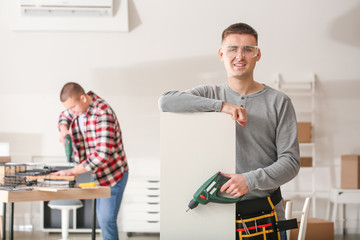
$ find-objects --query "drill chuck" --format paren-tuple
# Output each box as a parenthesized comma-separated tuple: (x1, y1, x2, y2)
(188, 199, 199, 210)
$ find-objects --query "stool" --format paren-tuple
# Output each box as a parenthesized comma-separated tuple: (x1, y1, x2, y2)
(48, 200, 83, 240)
(327, 188, 360, 234)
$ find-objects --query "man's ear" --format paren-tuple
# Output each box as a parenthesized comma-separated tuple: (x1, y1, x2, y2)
(80, 94, 87, 103)
(256, 48, 261, 62)
(218, 48, 224, 61)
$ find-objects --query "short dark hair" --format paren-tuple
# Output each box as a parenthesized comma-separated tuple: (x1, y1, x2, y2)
(221, 23, 258, 44)
(60, 82, 86, 102)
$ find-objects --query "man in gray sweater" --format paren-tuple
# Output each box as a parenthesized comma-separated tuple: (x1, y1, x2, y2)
(159, 23, 299, 240)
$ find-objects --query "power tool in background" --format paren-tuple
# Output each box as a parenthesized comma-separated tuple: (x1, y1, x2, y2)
(64, 134, 73, 165)
(186, 171, 243, 212)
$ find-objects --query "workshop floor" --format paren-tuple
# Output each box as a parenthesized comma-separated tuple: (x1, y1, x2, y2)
(10, 231, 160, 240)
(8, 232, 360, 239)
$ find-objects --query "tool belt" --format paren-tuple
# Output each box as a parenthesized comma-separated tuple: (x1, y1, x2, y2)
(236, 188, 298, 240)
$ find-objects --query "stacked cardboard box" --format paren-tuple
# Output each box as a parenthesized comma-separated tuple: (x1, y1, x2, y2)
(300, 157, 312, 167)
(298, 122, 312, 143)
(341, 155, 360, 189)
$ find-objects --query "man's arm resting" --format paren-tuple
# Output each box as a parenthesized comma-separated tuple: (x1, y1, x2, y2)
(158, 91, 223, 112)
(51, 164, 89, 176)
(159, 91, 247, 125)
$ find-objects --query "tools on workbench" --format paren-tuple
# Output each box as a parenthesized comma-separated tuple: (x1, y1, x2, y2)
(79, 182, 98, 188)
(27, 175, 77, 188)
(186, 171, 243, 212)
(0, 135, 78, 190)
(1, 162, 49, 189)
(1, 164, 86, 190)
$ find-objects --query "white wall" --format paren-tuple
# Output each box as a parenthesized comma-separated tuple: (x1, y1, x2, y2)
(1, 0, 360, 233)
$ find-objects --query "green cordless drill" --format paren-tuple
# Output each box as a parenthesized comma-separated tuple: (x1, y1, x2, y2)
(186, 171, 243, 211)
(64, 134, 73, 163)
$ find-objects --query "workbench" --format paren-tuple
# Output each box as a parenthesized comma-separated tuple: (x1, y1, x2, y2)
(0, 187, 110, 240)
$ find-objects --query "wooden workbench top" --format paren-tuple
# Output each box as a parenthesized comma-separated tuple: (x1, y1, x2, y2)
(0, 187, 111, 203)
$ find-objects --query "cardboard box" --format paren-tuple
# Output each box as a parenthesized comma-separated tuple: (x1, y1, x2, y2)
(290, 218, 334, 240)
(341, 155, 360, 189)
(300, 157, 312, 167)
(298, 122, 312, 143)
(0, 156, 11, 163)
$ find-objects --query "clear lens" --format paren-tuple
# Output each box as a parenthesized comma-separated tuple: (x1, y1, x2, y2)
(222, 45, 259, 58)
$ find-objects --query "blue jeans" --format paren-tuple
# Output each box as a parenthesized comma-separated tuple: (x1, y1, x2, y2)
(96, 171, 128, 240)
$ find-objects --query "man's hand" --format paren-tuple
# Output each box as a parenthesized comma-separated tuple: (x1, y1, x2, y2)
(59, 124, 70, 147)
(221, 102, 247, 126)
(220, 173, 249, 198)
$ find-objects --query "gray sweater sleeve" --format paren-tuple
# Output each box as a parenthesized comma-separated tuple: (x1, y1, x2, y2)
(158, 87, 223, 112)
(242, 97, 300, 192)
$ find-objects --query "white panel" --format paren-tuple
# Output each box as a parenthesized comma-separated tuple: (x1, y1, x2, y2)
(160, 112, 236, 240)
(0, 142, 10, 156)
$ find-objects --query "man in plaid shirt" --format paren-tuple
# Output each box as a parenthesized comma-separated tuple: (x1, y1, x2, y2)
(52, 82, 129, 240)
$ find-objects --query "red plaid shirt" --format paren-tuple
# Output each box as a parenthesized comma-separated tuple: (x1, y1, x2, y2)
(58, 91, 128, 187)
